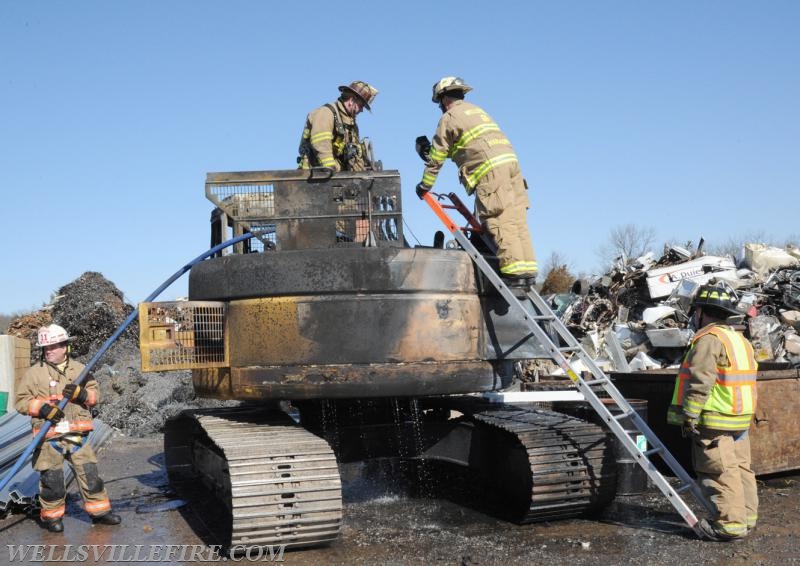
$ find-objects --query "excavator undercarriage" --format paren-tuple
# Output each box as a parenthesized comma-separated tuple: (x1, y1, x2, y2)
(164, 399, 616, 550)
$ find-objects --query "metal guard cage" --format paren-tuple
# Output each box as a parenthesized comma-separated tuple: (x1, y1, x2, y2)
(139, 301, 227, 372)
(206, 169, 404, 253)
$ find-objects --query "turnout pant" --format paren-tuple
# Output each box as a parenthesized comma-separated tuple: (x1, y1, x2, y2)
(692, 428, 758, 536)
(474, 162, 537, 277)
(33, 437, 112, 521)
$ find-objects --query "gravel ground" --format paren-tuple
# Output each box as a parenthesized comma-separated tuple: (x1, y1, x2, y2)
(2, 435, 798, 565)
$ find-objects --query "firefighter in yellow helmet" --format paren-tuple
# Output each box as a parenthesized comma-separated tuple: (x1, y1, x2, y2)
(415, 76, 538, 284)
(297, 81, 379, 172)
(667, 285, 758, 541)
(15, 324, 121, 533)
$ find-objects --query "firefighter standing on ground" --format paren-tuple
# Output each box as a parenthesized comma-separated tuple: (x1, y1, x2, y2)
(667, 285, 758, 541)
(415, 76, 538, 282)
(297, 81, 379, 172)
(15, 324, 121, 533)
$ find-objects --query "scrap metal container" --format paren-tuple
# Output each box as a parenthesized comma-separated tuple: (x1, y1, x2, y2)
(611, 367, 800, 476)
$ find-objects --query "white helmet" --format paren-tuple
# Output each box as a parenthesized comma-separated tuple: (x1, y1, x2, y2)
(36, 324, 71, 347)
(432, 76, 472, 103)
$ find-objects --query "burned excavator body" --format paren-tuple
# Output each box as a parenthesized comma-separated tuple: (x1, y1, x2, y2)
(139, 170, 617, 552)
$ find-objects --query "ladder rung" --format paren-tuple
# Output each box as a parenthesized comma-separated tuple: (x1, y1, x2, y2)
(531, 315, 555, 321)
(583, 377, 610, 386)
(613, 411, 632, 420)
(558, 346, 581, 353)
(644, 446, 663, 457)
(675, 483, 693, 494)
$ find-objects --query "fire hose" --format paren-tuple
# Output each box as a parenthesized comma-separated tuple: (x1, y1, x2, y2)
(0, 233, 255, 494)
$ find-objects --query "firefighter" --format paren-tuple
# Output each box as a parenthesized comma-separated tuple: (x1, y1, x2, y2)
(15, 324, 121, 533)
(415, 76, 538, 284)
(667, 285, 758, 541)
(297, 80, 379, 172)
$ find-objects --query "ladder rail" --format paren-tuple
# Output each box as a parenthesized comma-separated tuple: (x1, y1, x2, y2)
(422, 191, 714, 533)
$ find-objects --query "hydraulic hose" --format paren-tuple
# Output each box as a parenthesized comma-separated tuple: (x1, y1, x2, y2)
(0, 233, 255, 494)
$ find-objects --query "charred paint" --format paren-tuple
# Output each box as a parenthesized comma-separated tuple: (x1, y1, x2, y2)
(192, 367, 234, 398)
(225, 361, 506, 400)
(436, 300, 451, 319)
(227, 294, 481, 365)
(185, 235, 549, 401)
(228, 296, 314, 365)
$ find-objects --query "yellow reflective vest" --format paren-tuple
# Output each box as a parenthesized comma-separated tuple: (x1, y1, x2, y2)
(667, 324, 758, 431)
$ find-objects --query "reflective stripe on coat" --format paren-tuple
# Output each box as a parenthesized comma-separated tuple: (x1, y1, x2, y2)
(667, 324, 757, 430)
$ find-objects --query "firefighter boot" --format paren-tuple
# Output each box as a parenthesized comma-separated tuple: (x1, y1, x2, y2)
(92, 512, 122, 526)
(696, 518, 744, 542)
(45, 518, 64, 533)
(503, 275, 536, 293)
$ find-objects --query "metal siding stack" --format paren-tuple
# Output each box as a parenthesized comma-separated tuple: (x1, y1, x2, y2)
(0, 413, 113, 517)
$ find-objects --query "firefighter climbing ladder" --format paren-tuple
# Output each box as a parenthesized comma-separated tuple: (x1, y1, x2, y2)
(423, 191, 715, 535)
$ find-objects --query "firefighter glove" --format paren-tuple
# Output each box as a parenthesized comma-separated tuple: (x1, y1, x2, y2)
(681, 416, 700, 438)
(39, 403, 65, 424)
(416, 183, 430, 200)
(415, 135, 432, 163)
(62, 383, 88, 405)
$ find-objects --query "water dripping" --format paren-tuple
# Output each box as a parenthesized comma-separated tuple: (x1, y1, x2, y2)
(409, 398, 435, 497)
(320, 399, 341, 456)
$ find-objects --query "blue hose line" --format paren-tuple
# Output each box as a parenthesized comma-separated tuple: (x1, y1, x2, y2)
(0, 233, 255, 493)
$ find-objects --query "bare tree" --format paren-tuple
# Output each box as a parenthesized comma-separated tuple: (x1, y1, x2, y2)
(596, 223, 657, 269)
(706, 237, 742, 262)
(542, 251, 572, 275)
(706, 230, 773, 263)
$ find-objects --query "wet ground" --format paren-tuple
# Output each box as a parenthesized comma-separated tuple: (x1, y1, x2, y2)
(1, 435, 799, 565)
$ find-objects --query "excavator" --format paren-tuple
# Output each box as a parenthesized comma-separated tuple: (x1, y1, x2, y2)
(138, 168, 700, 552)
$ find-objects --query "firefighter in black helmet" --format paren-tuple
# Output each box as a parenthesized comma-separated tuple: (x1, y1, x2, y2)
(667, 284, 758, 541)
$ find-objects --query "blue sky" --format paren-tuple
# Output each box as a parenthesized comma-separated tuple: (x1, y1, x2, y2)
(2, 1, 798, 314)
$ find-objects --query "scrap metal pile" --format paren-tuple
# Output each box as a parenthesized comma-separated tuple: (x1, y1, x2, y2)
(544, 242, 800, 372)
(5, 271, 237, 438)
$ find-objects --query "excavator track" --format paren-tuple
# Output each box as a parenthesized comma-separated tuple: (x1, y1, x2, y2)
(164, 407, 342, 551)
(451, 401, 618, 523)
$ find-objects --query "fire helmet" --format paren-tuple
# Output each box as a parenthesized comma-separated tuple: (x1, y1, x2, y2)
(36, 324, 71, 347)
(338, 81, 379, 111)
(432, 76, 473, 103)
(693, 284, 740, 317)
